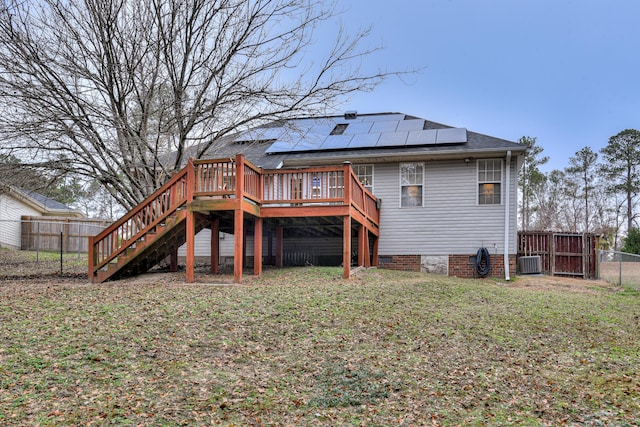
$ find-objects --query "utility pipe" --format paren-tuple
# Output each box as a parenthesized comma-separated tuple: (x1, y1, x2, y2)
(504, 150, 512, 281)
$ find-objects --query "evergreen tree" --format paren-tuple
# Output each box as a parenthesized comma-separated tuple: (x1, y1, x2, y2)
(518, 136, 548, 230)
(565, 147, 598, 232)
(599, 129, 640, 232)
(621, 227, 640, 255)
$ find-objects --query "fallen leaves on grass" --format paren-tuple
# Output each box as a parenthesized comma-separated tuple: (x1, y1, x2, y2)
(0, 267, 638, 426)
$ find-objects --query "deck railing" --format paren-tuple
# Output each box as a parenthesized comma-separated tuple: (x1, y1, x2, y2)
(262, 166, 345, 205)
(193, 158, 236, 198)
(191, 155, 379, 226)
(348, 168, 379, 226)
(89, 166, 189, 273)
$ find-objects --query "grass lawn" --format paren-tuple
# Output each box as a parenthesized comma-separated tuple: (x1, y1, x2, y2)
(0, 267, 639, 426)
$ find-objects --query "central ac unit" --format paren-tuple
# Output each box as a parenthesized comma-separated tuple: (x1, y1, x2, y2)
(519, 255, 542, 274)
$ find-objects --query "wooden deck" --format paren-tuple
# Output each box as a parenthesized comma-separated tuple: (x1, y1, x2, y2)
(89, 154, 380, 284)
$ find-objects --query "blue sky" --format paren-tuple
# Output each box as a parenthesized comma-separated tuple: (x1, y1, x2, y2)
(331, 0, 640, 172)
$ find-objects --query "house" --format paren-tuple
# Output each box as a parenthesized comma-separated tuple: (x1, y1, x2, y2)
(89, 112, 526, 283)
(0, 185, 84, 249)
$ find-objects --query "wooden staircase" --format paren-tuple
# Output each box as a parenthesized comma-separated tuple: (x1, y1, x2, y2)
(89, 166, 197, 283)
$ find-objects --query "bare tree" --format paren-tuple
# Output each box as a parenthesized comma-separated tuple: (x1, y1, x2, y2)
(0, 0, 394, 210)
(531, 169, 564, 231)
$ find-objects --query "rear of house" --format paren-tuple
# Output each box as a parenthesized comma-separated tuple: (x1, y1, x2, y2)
(178, 112, 525, 279)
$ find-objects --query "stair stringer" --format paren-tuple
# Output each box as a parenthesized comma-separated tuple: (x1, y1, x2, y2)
(96, 211, 209, 282)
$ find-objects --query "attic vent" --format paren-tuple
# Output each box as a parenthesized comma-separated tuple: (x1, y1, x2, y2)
(518, 256, 542, 274)
(330, 123, 348, 135)
(344, 110, 357, 120)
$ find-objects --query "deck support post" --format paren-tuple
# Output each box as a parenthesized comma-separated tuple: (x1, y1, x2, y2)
(372, 235, 379, 267)
(234, 209, 243, 283)
(170, 249, 178, 272)
(186, 210, 195, 283)
(254, 217, 263, 276)
(210, 218, 219, 274)
(275, 226, 283, 267)
(242, 220, 247, 268)
(363, 227, 371, 268)
(343, 215, 351, 278)
(186, 159, 196, 283)
(357, 224, 365, 267)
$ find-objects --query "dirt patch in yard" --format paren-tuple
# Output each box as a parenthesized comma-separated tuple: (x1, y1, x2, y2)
(500, 274, 620, 293)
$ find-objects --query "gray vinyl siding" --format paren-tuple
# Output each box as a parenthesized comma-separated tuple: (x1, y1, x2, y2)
(375, 159, 518, 256)
(180, 230, 342, 261)
(178, 157, 519, 260)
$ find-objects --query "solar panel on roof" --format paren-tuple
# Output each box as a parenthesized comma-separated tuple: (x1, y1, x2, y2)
(290, 137, 324, 152)
(370, 120, 399, 133)
(235, 126, 286, 142)
(396, 119, 425, 132)
(265, 140, 296, 153)
(264, 115, 467, 154)
(406, 129, 437, 146)
(348, 133, 380, 148)
(308, 123, 336, 136)
(342, 121, 373, 134)
(436, 128, 467, 144)
(321, 134, 353, 149)
(376, 131, 408, 147)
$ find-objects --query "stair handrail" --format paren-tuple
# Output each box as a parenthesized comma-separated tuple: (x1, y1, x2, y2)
(89, 163, 191, 275)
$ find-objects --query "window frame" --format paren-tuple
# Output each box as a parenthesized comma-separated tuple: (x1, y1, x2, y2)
(399, 162, 425, 208)
(477, 159, 503, 205)
(353, 164, 374, 194)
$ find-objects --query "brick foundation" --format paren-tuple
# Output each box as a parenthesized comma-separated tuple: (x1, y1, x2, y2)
(378, 255, 421, 271)
(379, 254, 516, 278)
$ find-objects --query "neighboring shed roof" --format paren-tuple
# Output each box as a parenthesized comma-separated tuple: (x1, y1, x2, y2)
(21, 190, 71, 211)
(188, 112, 527, 169)
(0, 185, 84, 217)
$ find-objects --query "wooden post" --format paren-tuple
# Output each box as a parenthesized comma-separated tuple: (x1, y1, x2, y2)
(254, 217, 263, 276)
(234, 209, 243, 284)
(170, 249, 178, 272)
(343, 215, 351, 278)
(210, 218, 219, 274)
(88, 235, 95, 283)
(372, 235, 379, 267)
(364, 227, 371, 268)
(242, 221, 247, 268)
(235, 154, 245, 200)
(275, 226, 283, 268)
(357, 224, 365, 267)
(268, 231, 273, 265)
(186, 159, 196, 283)
(343, 162, 352, 207)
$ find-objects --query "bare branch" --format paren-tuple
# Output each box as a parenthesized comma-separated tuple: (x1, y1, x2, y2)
(0, 0, 398, 210)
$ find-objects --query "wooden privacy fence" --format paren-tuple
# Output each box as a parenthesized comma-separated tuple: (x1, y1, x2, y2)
(517, 231, 597, 279)
(21, 216, 110, 253)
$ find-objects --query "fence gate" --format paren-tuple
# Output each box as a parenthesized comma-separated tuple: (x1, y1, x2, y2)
(518, 231, 597, 279)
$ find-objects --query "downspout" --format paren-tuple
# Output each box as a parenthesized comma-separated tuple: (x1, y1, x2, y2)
(504, 151, 512, 281)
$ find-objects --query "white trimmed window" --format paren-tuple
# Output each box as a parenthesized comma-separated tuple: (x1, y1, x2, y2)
(353, 164, 373, 193)
(400, 163, 424, 207)
(478, 159, 502, 205)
